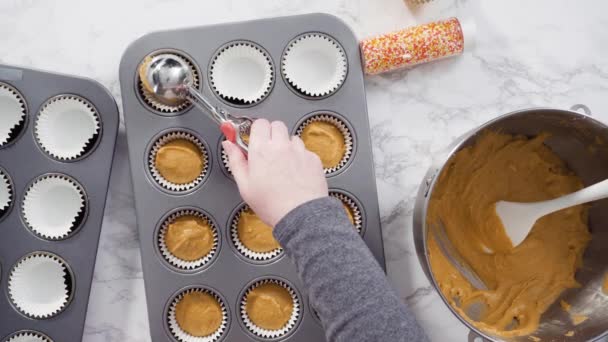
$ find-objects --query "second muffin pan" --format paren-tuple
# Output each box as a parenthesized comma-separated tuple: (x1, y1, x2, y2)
(0, 64, 119, 341)
(119, 13, 384, 341)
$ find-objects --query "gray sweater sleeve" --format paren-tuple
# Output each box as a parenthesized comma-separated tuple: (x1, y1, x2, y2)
(273, 196, 429, 342)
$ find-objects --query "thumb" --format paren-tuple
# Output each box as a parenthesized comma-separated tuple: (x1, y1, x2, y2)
(223, 141, 249, 188)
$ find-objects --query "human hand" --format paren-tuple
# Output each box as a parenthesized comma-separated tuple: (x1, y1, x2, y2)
(223, 119, 328, 227)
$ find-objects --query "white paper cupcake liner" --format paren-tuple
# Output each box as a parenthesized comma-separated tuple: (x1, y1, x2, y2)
(35, 95, 100, 160)
(0, 168, 13, 213)
(240, 279, 300, 339)
(148, 131, 209, 192)
(230, 205, 283, 262)
(167, 288, 228, 342)
(0, 82, 27, 147)
(4, 330, 53, 342)
(295, 114, 354, 174)
(210, 42, 274, 105)
(329, 192, 363, 234)
(8, 252, 72, 319)
(282, 33, 348, 97)
(158, 209, 219, 270)
(138, 52, 200, 113)
(220, 142, 232, 176)
(21, 174, 86, 240)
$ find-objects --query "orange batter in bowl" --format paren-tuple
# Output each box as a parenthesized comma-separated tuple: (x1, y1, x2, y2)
(427, 131, 590, 337)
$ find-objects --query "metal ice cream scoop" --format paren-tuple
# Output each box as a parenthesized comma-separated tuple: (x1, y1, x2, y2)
(140, 54, 252, 152)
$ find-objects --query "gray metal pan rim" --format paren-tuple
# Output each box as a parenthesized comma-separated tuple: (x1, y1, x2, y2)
(292, 110, 357, 177)
(133, 48, 202, 116)
(0, 166, 15, 223)
(19, 172, 89, 241)
(162, 284, 231, 342)
(144, 127, 213, 196)
(226, 202, 285, 265)
(1, 329, 54, 342)
(280, 32, 349, 100)
(0, 82, 29, 149)
(5, 250, 76, 320)
(153, 206, 222, 274)
(329, 188, 367, 236)
(236, 276, 303, 341)
(33, 94, 103, 163)
(308, 295, 321, 325)
(207, 40, 276, 108)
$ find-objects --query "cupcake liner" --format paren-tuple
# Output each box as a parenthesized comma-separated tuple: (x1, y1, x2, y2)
(220, 143, 232, 176)
(0, 168, 13, 213)
(21, 174, 86, 240)
(158, 209, 219, 270)
(240, 279, 300, 339)
(138, 52, 200, 113)
(8, 252, 72, 319)
(210, 42, 274, 105)
(329, 192, 363, 234)
(4, 330, 53, 342)
(167, 288, 228, 342)
(282, 33, 347, 97)
(0, 82, 27, 147)
(231, 205, 283, 261)
(148, 131, 209, 192)
(35, 95, 100, 160)
(295, 114, 354, 174)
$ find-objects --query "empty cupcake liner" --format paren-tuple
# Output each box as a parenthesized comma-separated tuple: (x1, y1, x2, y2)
(210, 42, 274, 105)
(3, 330, 53, 342)
(138, 52, 200, 113)
(21, 174, 86, 240)
(148, 131, 209, 192)
(0, 82, 27, 147)
(329, 192, 363, 234)
(240, 279, 300, 339)
(167, 288, 228, 342)
(35, 95, 100, 160)
(8, 252, 72, 319)
(282, 33, 348, 97)
(158, 209, 219, 270)
(295, 114, 354, 174)
(0, 168, 13, 214)
(231, 205, 283, 262)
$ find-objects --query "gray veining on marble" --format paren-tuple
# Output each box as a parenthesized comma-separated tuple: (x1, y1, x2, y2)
(1, 0, 607, 341)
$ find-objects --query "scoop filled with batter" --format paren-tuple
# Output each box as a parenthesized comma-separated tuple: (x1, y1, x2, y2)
(427, 131, 591, 337)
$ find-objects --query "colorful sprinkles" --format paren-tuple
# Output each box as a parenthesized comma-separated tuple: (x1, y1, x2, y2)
(360, 17, 465, 75)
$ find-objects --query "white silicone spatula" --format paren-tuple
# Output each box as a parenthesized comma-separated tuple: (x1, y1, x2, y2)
(496, 179, 608, 247)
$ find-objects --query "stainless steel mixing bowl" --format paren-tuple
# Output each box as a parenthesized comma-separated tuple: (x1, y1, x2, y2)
(413, 106, 608, 342)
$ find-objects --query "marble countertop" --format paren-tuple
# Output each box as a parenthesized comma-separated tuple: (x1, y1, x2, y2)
(2, 0, 607, 341)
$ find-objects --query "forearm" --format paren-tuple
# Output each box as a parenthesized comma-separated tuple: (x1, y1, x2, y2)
(274, 197, 428, 342)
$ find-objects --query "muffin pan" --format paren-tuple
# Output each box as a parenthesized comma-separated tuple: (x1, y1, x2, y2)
(0, 64, 119, 341)
(119, 13, 385, 341)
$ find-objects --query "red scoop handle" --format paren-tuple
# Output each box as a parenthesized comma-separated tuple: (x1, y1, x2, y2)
(220, 122, 237, 143)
